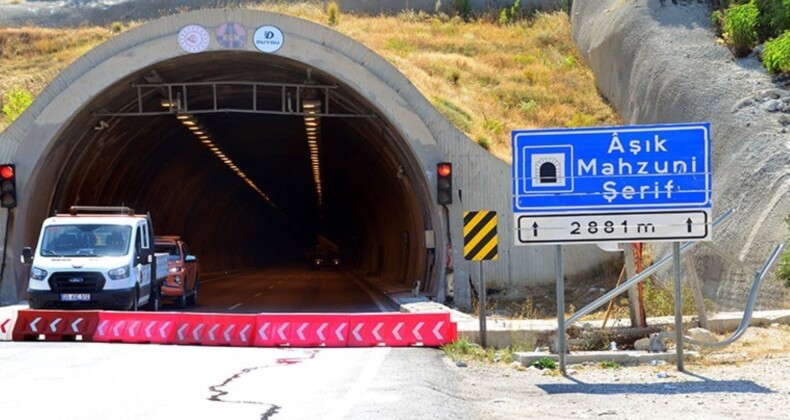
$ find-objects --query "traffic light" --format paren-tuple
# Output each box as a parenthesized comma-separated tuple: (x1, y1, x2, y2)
(0, 164, 17, 208)
(436, 162, 452, 205)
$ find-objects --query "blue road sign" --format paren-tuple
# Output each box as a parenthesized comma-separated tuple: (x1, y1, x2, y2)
(512, 123, 711, 213)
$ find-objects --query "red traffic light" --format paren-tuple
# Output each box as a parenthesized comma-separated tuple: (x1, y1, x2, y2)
(0, 165, 13, 180)
(437, 163, 451, 177)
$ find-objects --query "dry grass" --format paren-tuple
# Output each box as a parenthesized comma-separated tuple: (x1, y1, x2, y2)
(0, 3, 618, 159)
(690, 325, 790, 367)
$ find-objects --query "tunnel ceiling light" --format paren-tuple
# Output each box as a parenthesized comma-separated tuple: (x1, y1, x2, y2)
(176, 114, 192, 120)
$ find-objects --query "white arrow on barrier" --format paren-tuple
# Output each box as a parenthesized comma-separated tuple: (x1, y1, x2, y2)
(192, 324, 204, 341)
(392, 322, 404, 341)
(277, 323, 289, 341)
(316, 323, 328, 341)
(240, 325, 251, 343)
(296, 323, 308, 341)
(30, 317, 41, 333)
(224, 325, 235, 342)
(432, 321, 445, 340)
(145, 321, 156, 338)
(159, 321, 171, 339)
(413, 322, 424, 341)
(258, 322, 271, 341)
(352, 323, 364, 342)
(97, 320, 109, 336)
(113, 321, 124, 337)
(335, 323, 346, 341)
(71, 318, 83, 333)
(372, 322, 384, 341)
(129, 320, 141, 337)
(208, 324, 220, 341)
(49, 318, 62, 333)
(177, 324, 189, 341)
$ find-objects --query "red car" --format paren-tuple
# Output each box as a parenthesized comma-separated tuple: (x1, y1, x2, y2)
(154, 236, 199, 308)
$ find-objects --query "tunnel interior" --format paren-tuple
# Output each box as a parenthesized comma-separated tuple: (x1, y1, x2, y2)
(34, 51, 431, 289)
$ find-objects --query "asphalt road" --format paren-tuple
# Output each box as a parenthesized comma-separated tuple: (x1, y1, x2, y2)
(168, 267, 394, 314)
(0, 342, 471, 420)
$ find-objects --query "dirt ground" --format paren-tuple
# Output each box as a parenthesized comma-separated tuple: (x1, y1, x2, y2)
(453, 325, 790, 419)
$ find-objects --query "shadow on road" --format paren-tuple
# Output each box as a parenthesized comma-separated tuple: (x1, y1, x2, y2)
(538, 377, 774, 395)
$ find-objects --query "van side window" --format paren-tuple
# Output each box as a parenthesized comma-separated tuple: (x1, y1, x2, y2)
(135, 226, 142, 254)
(140, 224, 150, 250)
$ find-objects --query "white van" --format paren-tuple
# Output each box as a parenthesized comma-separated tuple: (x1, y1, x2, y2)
(22, 206, 169, 311)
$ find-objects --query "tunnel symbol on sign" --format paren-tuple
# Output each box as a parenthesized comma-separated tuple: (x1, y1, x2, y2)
(531, 153, 567, 187)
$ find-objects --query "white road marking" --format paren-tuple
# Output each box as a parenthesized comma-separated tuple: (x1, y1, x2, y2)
(253, 292, 263, 298)
(228, 303, 243, 310)
(326, 348, 390, 420)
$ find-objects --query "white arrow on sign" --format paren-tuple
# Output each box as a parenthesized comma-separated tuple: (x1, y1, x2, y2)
(129, 320, 142, 337)
(159, 321, 171, 339)
(49, 318, 62, 333)
(177, 324, 189, 341)
(29, 317, 41, 333)
(277, 323, 290, 341)
(97, 320, 109, 336)
(240, 325, 251, 343)
(372, 322, 384, 341)
(412, 322, 424, 341)
(296, 323, 308, 341)
(192, 324, 204, 341)
(70, 318, 83, 333)
(223, 325, 235, 342)
(335, 323, 346, 341)
(316, 323, 328, 341)
(145, 321, 156, 338)
(352, 323, 364, 342)
(258, 322, 271, 340)
(113, 321, 124, 337)
(432, 321, 444, 340)
(392, 322, 404, 341)
(208, 324, 220, 341)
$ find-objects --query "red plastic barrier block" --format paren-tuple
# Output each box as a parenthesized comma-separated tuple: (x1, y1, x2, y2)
(198, 313, 257, 347)
(253, 314, 351, 347)
(171, 313, 210, 345)
(348, 312, 455, 347)
(13, 310, 99, 341)
(94, 312, 179, 344)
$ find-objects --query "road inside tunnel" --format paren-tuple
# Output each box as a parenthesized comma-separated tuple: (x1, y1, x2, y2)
(18, 50, 434, 304)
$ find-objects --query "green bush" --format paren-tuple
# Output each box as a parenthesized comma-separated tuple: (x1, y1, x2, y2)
(754, 0, 790, 40)
(724, 2, 760, 56)
(327, 1, 341, 26)
(433, 97, 473, 131)
(532, 357, 557, 370)
(763, 31, 790, 73)
(2, 88, 33, 124)
(453, 0, 471, 21)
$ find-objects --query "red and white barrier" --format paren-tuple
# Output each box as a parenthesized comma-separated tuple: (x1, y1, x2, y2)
(13, 309, 100, 341)
(8, 309, 457, 348)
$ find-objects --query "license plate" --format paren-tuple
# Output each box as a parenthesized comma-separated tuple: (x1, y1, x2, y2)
(61, 293, 90, 301)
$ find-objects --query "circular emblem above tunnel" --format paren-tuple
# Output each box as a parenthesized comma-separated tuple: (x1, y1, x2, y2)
(253, 25, 284, 53)
(177, 24, 210, 53)
(215, 22, 247, 49)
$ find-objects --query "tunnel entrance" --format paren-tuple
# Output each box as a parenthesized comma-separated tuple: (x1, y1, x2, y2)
(17, 52, 437, 303)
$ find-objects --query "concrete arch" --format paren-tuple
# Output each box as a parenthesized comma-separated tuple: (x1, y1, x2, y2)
(0, 8, 613, 307)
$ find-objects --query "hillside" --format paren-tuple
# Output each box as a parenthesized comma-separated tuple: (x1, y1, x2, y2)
(0, 3, 619, 162)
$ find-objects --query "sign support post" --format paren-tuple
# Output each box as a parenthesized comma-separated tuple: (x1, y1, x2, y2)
(479, 262, 487, 348)
(555, 245, 566, 374)
(673, 242, 685, 371)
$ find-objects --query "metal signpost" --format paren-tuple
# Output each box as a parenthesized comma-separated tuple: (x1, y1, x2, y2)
(512, 123, 712, 373)
(463, 211, 499, 348)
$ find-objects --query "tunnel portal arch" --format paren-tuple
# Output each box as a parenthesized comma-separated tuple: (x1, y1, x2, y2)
(0, 9, 454, 301)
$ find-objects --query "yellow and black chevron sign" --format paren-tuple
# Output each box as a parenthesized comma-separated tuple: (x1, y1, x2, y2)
(463, 211, 499, 261)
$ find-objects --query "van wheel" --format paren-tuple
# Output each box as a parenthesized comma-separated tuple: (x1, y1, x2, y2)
(187, 277, 198, 306)
(131, 286, 139, 311)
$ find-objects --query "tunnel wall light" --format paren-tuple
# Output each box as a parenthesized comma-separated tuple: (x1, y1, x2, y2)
(302, 99, 323, 211)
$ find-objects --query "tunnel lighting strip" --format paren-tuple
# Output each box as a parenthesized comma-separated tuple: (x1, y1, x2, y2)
(303, 100, 323, 213)
(174, 112, 287, 217)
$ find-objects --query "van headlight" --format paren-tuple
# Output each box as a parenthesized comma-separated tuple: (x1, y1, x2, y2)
(168, 267, 181, 273)
(108, 265, 130, 280)
(30, 267, 47, 280)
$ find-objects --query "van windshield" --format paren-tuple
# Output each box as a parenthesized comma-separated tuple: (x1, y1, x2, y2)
(40, 224, 133, 257)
